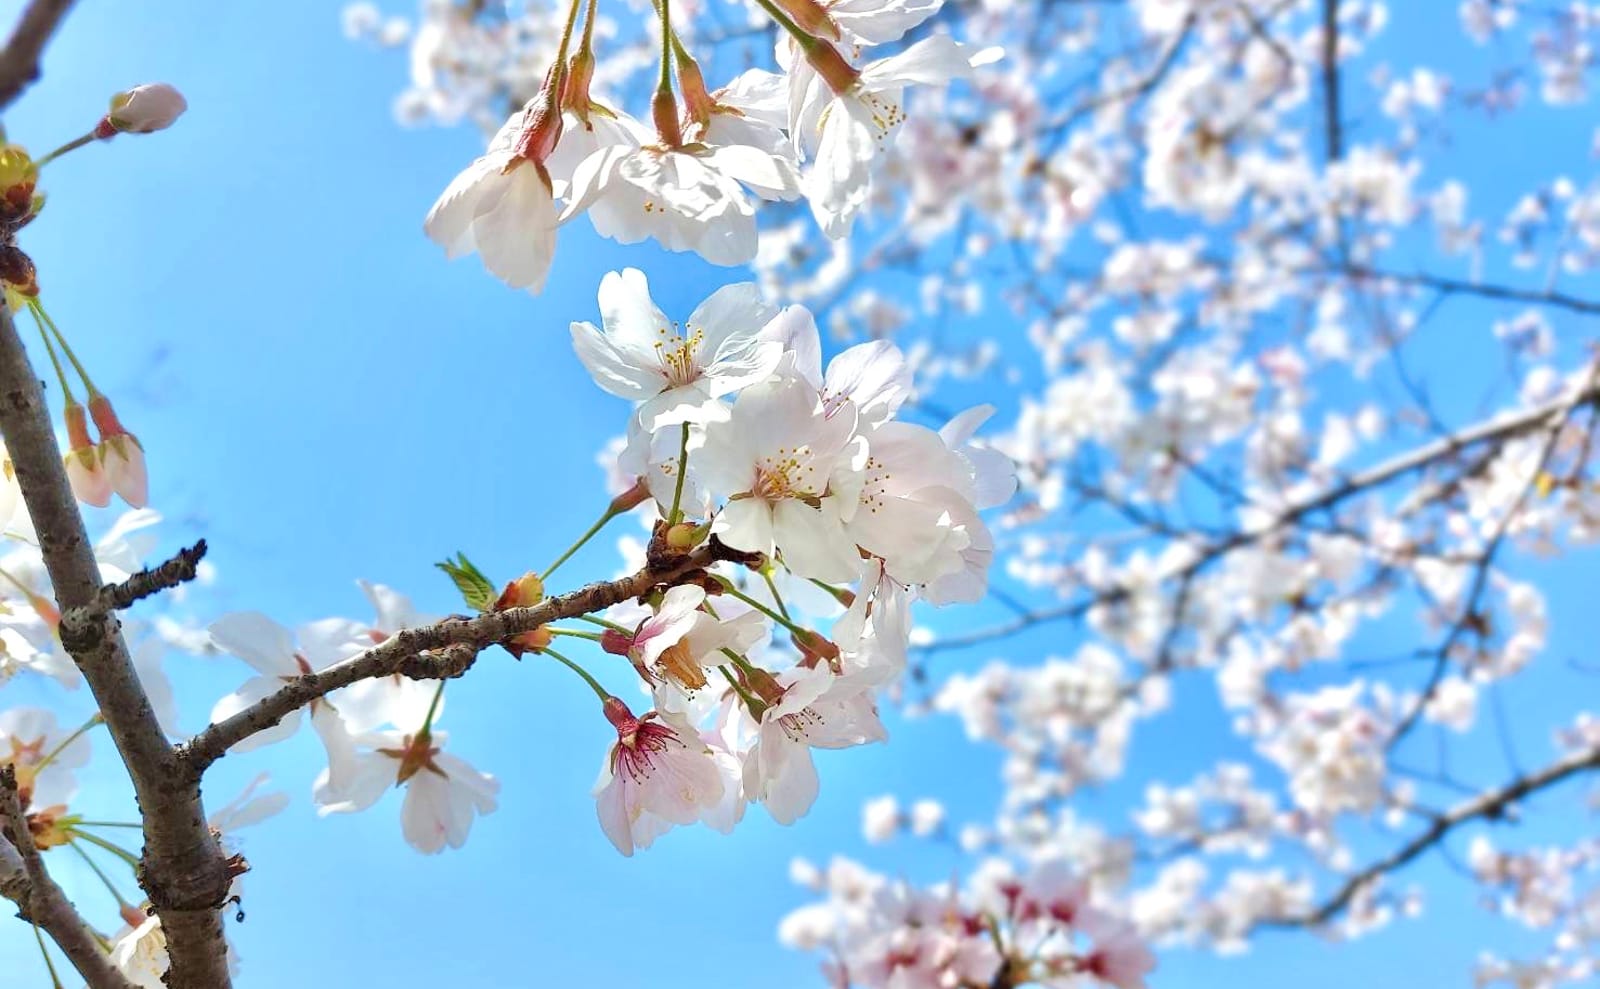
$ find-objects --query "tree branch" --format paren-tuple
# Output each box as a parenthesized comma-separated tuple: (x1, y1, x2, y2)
(1387, 363, 1597, 749)
(1320, 0, 1341, 162)
(1347, 266, 1600, 316)
(1272, 742, 1600, 928)
(58, 540, 209, 651)
(180, 542, 722, 774)
(920, 377, 1600, 654)
(0, 302, 232, 989)
(1, 768, 135, 989)
(0, 0, 76, 112)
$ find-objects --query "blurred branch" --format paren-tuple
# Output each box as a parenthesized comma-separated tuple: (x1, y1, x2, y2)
(1388, 359, 1600, 750)
(1320, 0, 1341, 162)
(1347, 267, 1600, 316)
(0, 0, 76, 112)
(0, 768, 134, 989)
(920, 376, 1600, 655)
(1273, 741, 1600, 928)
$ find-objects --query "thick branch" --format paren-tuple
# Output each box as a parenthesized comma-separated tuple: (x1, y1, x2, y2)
(921, 378, 1600, 654)
(0, 0, 76, 112)
(1275, 742, 1600, 928)
(180, 543, 721, 773)
(1, 769, 134, 989)
(0, 303, 232, 989)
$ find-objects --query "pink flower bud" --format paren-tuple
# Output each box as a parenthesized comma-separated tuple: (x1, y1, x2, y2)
(99, 436, 147, 509)
(104, 83, 187, 135)
(88, 395, 147, 508)
(599, 628, 634, 656)
(63, 404, 110, 508)
(64, 447, 111, 507)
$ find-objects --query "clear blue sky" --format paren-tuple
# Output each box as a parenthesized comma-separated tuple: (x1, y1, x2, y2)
(0, 2, 1594, 986)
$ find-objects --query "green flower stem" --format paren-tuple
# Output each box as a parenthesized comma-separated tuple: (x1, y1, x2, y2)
(68, 838, 131, 909)
(418, 680, 446, 736)
(35, 713, 103, 776)
(34, 132, 96, 169)
(667, 422, 691, 524)
(544, 503, 624, 580)
(545, 646, 611, 702)
(761, 568, 792, 620)
(33, 923, 64, 989)
(719, 581, 810, 637)
(66, 828, 140, 869)
(577, 613, 631, 633)
(31, 301, 98, 398)
(548, 627, 604, 642)
(26, 305, 75, 404)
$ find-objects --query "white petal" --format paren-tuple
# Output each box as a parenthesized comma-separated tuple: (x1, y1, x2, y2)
(208, 612, 297, 676)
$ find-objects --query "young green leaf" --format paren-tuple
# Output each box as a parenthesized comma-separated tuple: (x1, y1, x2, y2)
(435, 552, 496, 612)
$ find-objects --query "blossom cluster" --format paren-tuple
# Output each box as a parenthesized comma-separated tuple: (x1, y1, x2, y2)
(781, 855, 1155, 989)
(420, 0, 993, 290)
(173, 268, 1013, 865)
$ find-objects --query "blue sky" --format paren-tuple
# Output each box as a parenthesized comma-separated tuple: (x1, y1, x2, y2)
(0, 2, 1596, 986)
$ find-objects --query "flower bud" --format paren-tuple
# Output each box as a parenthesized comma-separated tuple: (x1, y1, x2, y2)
(600, 628, 635, 656)
(665, 521, 708, 550)
(88, 394, 147, 508)
(63, 404, 110, 508)
(0, 243, 38, 303)
(0, 144, 37, 223)
(102, 83, 188, 136)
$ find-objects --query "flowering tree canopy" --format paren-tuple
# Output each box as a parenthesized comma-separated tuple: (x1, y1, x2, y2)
(1, 0, 1599, 987)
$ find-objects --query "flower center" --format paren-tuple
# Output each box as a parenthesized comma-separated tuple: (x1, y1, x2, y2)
(612, 720, 683, 782)
(654, 640, 708, 691)
(856, 453, 891, 515)
(752, 446, 818, 502)
(778, 706, 826, 743)
(654, 323, 705, 388)
(855, 91, 906, 146)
